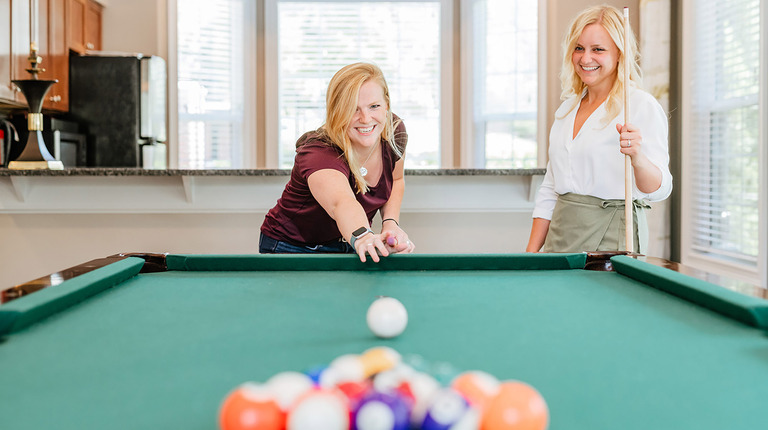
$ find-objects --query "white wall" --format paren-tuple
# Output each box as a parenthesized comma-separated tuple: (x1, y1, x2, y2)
(100, 0, 168, 58)
(0, 174, 539, 288)
(0, 211, 535, 288)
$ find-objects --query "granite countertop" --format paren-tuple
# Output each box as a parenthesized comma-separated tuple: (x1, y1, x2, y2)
(0, 168, 546, 176)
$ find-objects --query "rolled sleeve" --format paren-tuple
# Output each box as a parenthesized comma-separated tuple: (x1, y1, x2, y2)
(633, 91, 673, 202)
(532, 162, 558, 220)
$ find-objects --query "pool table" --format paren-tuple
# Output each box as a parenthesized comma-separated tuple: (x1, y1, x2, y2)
(1, 253, 767, 430)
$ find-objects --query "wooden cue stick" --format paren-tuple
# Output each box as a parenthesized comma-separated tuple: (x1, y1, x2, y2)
(623, 7, 633, 253)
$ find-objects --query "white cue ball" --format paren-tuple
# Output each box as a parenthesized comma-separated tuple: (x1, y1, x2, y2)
(366, 297, 408, 338)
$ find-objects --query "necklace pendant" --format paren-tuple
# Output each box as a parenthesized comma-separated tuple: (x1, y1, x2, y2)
(360, 166, 368, 176)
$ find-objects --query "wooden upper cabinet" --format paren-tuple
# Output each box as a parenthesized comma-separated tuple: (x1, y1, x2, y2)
(43, 0, 69, 111)
(67, 0, 85, 53)
(84, 0, 101, 51)
(68, 0, 101, 54)
(1, 0, 101, 110)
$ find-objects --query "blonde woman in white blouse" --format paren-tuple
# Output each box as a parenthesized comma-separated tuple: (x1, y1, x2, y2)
(527, 5, 672, 253)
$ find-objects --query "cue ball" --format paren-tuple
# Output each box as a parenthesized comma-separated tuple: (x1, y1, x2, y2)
(367, 297, 408, 338)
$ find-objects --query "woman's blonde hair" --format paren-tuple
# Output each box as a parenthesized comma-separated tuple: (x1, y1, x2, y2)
(320, 62, 401, 194)
(559, 4, 642, 123)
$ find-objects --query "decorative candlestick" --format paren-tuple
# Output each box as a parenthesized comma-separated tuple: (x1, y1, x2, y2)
(8, 0, 63, 170)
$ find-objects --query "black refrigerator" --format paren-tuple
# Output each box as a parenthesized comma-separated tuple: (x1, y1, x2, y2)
(69, 53, 167, 167)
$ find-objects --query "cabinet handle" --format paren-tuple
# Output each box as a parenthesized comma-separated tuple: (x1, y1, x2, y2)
(49, 95, 62, 103)
(86, 42, 95, 50)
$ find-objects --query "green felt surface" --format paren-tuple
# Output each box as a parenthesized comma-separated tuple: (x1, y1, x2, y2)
(612, 255, 768, 328)
(0, 257, 145, 335)
(1, 255, 767, 430)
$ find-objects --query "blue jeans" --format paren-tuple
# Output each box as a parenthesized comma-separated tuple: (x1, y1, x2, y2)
(259, 232, 355, 254)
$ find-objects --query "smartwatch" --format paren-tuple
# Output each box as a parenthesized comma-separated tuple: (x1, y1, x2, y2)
(349, 227, 374, 249)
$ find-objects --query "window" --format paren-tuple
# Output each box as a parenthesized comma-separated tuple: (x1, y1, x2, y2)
(172, 0, 542, 169)
(469, 0, 539, 168)
(176, 0, 251, 168)
(682, 0, 766, 284)
(274, 1, 442, 168)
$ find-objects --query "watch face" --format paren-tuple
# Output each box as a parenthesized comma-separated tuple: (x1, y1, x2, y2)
(352, 227, 369, 237)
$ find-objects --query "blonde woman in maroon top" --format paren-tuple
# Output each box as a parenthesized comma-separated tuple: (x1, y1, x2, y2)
(261, 63, 415, 262)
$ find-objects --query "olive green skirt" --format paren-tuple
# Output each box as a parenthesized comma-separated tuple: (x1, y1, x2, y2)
(542, 193, 650, 254)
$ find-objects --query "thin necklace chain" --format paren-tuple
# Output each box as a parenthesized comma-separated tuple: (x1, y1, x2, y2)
(359, 143, 377, 176)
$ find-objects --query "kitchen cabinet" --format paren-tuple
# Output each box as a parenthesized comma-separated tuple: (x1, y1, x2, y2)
(84, 0, 101, 51)
(1, 0, 101, 111)
(67, 0, 84, 53)
(32, 0, 69, 112)
(43, 0, 69, 111)
(68, 0, 102, 54)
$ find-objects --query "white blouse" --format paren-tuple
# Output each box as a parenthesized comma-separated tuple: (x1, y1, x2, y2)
(532, 88, 673, 220)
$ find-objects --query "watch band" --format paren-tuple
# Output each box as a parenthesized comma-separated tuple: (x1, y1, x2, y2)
(350, 227, 374, 249)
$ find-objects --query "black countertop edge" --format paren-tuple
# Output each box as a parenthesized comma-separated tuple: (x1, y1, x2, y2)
(0, 168, 547, 177)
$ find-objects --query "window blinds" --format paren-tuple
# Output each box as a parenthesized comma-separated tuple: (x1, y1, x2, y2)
(177, 0, 246, 168)
(473, 0, 538, 168)
(690, 0, 761, 266)
(277, 1, 441, 168)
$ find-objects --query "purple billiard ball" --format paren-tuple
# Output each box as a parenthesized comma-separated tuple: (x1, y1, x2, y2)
(419, 388, 471, 430)
(352, 390, 411, 430)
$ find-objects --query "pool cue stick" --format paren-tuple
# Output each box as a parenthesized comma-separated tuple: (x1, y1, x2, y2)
(623, 6, 633, 253)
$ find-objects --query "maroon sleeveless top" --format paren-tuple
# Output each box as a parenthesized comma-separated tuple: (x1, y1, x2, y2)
(261, 120, 407, 245)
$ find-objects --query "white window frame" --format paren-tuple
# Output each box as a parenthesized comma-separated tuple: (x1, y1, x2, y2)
(459, 0, 547, 168)
(680, 0, 767, 286)
(168, 0, 547, 170)
(167, 0, 259, 169)
(264, 0, 453, 168)
(168, 0, 179, 169)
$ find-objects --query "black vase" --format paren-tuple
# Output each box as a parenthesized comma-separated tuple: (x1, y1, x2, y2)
(9, 79, 60, 165)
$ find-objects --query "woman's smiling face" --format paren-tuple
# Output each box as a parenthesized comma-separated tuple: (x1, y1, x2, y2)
(347, 80, 387, 150)
(572, 23, 619, 93)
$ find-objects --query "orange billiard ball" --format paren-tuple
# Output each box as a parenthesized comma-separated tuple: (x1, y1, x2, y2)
(219, 383, 284, 430)
(451, 370, 500, 411)
(480, 381, 548, 430)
